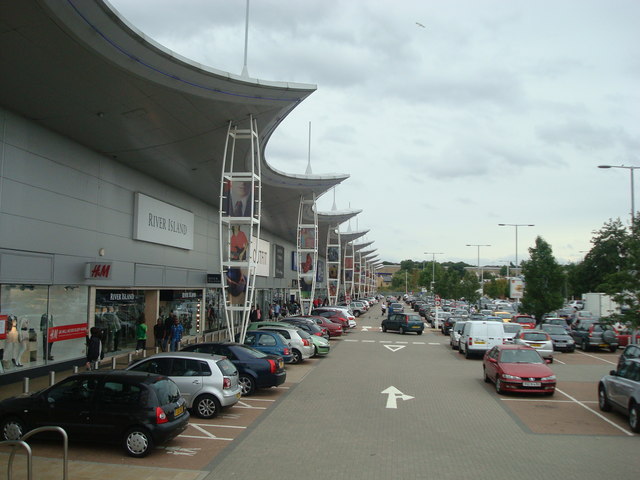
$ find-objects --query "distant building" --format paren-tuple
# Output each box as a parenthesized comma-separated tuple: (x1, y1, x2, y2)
(376, 264, 401, 288)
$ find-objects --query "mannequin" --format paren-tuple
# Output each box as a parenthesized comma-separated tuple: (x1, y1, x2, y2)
(5, 316, 23, 367)
(17, 316, 29, 364)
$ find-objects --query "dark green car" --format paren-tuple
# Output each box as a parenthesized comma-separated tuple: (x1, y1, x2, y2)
(382, 313, 424, 335)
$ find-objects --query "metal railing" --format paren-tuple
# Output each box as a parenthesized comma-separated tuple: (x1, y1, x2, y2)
(1, 426, 68, 480)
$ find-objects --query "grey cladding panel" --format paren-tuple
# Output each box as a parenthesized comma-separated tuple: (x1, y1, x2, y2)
(135, 264, 164, 286)
(165, 268, 188, 286)
(0, 251, 53, 283)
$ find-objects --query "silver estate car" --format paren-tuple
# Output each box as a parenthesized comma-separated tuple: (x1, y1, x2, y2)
(598, 358, 640, 433)
(127, 352, 241, 418)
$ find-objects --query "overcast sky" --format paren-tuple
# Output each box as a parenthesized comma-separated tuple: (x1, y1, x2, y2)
(109, 0, 640, 267)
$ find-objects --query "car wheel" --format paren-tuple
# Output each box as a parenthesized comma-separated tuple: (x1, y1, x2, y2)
(598, 385, 612, 412)
(292, 349, 303, 364)
(239, 374, 256, 396)
(123, 427, 154, 458)
(629, 402, 640, 433)
(354, 311, 360, 317)
(399, 327, 405, 335)
(1, 416, 27, 441)
(483, 367, 490, 383)
(382, 325, 387, 332)
(194, 394, 221, 419)
(465, 348, 472, 359)
(495, 378, 503, 394)
(609, 345, 618, 353)
(417, 330, 423, 335)
(582, 339, 590, 351)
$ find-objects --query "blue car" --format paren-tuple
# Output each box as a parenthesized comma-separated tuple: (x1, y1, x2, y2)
(242, 330, 294, 364)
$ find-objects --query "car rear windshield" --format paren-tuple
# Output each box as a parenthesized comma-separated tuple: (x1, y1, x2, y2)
(522, 333, 548, 341)
(237, 344, 268, 358)
(151, 379, 182, 405)
(542, 325, 567, 335)
(407, 315, 422, 322)
(503, 324, 522, 334)
(217, 358, 237, 376)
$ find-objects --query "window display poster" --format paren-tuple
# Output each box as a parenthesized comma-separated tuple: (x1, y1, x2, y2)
(275, 245, 284, 278)
(327, 246, 339, 262)
(344, 257, 353, 269)
(299, 228, 315, 249)
(316, 260, 324, 282)
(0, 314, 6, 339)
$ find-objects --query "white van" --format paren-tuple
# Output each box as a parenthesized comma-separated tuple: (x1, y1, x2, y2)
(459, 321, 505, 358)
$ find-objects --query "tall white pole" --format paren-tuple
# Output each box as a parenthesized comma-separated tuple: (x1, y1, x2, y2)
(241, 0, 250, 77)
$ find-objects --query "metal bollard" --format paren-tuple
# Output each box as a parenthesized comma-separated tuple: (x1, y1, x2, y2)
(49, 371, 55, 386)
(73, 366, 78, 373)
(127, 353, 133, 363)
(155, 346, 159, 354)
(23, 377, 30, 394)
(142, 349, 147, 358)
(111, 357, 117, 369)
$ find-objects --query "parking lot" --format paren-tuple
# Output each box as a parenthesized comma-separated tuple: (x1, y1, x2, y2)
(2, 308, 638, 480)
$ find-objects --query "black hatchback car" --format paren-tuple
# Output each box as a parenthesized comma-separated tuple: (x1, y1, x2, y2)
(181, 342, 286, 396)
(0, 370, 189, 457)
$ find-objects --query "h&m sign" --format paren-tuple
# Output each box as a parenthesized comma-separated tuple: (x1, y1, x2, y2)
(86, 263, 112, 279)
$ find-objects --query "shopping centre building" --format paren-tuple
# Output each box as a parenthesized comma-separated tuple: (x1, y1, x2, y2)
(0, 1, 378, 382)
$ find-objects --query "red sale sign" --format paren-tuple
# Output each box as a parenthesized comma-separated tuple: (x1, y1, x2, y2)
(48, 323, 88, 343)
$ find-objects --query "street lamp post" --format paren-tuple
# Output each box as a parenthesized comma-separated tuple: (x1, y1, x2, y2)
(466, 244, 491, 306)
(424, 252, 444, 294)
(598, 165, 638, 228)
(498, 224, 534, 314)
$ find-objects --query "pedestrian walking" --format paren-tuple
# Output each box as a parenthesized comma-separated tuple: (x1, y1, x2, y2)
(85, 327, 103, 370)
(135, 316, 147, 353)
(169, 316, 184, 352)
(153, 317, 164, 350)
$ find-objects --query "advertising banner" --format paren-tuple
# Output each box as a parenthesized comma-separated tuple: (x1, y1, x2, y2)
(510, 278, 525, 299)
(48, 323, 89, 343)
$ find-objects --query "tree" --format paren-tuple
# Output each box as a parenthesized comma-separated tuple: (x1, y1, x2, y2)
(598, 213, 640, 337)
(459, 271, 481, 304)
(521, 236, 565, 323)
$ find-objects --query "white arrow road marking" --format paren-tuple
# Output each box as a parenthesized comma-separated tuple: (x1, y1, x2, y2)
(384, 345, 406, 352)
(381, 386, 414, 409)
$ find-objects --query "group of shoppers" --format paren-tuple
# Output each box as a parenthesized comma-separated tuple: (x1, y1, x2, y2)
(153, 312, 184, 352)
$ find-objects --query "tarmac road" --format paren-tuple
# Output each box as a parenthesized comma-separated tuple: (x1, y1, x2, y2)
(204, 309, 637, 480)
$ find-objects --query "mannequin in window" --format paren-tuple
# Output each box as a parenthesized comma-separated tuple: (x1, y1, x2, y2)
(6, 316, 24, 367)
(41, 313, 54, 360)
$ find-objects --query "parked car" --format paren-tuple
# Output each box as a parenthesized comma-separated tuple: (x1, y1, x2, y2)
(441, 316, 461, 335)
(616, 328, 640, 347)
(598, 358, 640, 432)
(127, 352, 241, 419)
(449, 321, 467, 350)
(349, 301, 367, 317)
(381, 313, 424, 335)
(511, 315, 536, 329)
(483, 345, 556, 395)
(502, 323, 522, 344)
(459, 321, 505, 358)
(256, 326, 314, 364)
(542, 317, 571, 332)
(617, 343, 640, 370)
(311, 308, 351, 330)
(301, 315, 344, 337)
(513, 331, 554, 362)
(281, 316, 330, 340)
(0, 370, 189, 457)
(493, 311, 514, 323)
(242, 330, 294, 363)
(388, 303, 404, 315)
(538, 324, 575, 352)
(180, 342, 286, 396)
(570, 321, 619, 352)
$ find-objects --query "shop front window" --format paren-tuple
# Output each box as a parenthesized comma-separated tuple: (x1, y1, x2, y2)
(205, 289, 224, 333)
(95, 290, 145, 355)
(159, 290, 203, 337)
(1, 284, 89, 374)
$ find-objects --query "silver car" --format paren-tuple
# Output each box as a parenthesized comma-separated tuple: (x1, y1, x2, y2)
(598, 358, 640, 433)
(514, 331, 554, 362)
(449, 321, 467, 350)
(127, 352, 241, 418)
(258, 326, 314, 363)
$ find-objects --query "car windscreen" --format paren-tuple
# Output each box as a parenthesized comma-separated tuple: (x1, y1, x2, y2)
(217, 358, 238, 376)
(151, 379, 182, 405)
(503, 324, 522, 334)
(522, 332, 548, 341)
(542, 325, 567, 335)
(500, 349, 544, 364)
(236, 344, 268, 358)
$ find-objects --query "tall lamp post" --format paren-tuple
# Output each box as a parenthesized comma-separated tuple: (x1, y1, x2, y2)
(466, 244, 491, 306)
(424, 252, 444, 294)
(498, 224, 534, 313)
(598, 165, 638, 228)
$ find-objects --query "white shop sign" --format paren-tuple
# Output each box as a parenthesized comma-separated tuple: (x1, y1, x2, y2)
(251, 236, 271, 277)
(133, 193, 194, 250)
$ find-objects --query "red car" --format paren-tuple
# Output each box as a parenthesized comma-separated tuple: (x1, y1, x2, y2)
(511, 315, 536, 329)
(299, 315, 343, 337)
(310, 310, 350, 330)
(483, 344, 556, 395)
(616, 328, 640, 347)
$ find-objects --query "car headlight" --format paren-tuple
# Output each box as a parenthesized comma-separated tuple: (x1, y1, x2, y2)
(567, 339, 575, 344)
(541, 375, 556, 381)
(501, 374, 520, 380)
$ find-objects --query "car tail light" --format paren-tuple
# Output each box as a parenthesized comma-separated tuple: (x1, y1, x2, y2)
(284, 347, 291, 355)
(155, 407, 168, 424)
(223, 377, 231, 389)
(267, 359, 277, 373)
(314, 332, 322, 336)
(469, 337, 473, 345)
(302, 338, 310, 346)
